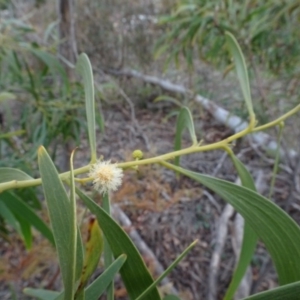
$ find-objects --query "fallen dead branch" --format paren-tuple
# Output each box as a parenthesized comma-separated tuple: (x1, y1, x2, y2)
(232, 213, 253, 300)
(208, 201, 235, 300)
(232, 170, 266, 299)
(106, 68, 297, 160)
(208, 170, 267, 300)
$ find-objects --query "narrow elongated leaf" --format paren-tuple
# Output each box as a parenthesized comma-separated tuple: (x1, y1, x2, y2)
(136, 240, 197, 300)
(174, 106, 197, 167)
(102, 192, 114, 300)
(0, 201, 21, 234)
(24, 255, 126, 300)
(75, 218, 103, 299)
(0, 92, 16, 102)
(30, 49, 70, 94)
(163, 162, 300, 285)
(0, 130, 26, 139)
(17, 187, 42, 210)
(85, 254, 127, 300)
(76, 188, 161, 300)
(15, 214, 32, 249)
(268, 123, 283, 199)
(38, 146, 75, 300)
(75, 227, 84, 282)
(163, 296, 181, 300)
(68, 150, 77, 298)
(0, 191, 54, 245)
(242, 281, 300, 300)
(23, 289, 59, 300)
(76, 54, 97, 163)
(225, 32, 254, 118)
(224, 155, 258, 300)
(154, 95, 182, 107)
(0, 168, 33, 183)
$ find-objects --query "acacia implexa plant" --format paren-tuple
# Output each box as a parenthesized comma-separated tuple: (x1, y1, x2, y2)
(0, 32, 300, 300)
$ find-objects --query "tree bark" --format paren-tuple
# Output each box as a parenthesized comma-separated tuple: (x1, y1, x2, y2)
(57, 0, 78, 171)
(57, 0, 78, 68)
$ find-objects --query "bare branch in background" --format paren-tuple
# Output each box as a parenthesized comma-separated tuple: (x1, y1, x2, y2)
(208, 202, 235, 300)
(106, 68, 297, 161)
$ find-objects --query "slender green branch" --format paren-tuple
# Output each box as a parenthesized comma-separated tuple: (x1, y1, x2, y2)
(253, 104, 300, 132)
(0, 165, 90, 193)
(0, 104, 299, 194)
(268, 122, 284, 200)
(118, 125, 252, 169)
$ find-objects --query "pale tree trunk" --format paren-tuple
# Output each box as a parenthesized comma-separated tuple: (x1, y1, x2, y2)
(57, 0, 78, 171)
(57, 0, 78, 70)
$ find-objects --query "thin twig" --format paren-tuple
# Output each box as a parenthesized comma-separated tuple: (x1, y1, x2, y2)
(203, 190, 222, 213)
(212, 152, 228, 177)
(232, 171, 266, 299)
(208, 201, 235, 300)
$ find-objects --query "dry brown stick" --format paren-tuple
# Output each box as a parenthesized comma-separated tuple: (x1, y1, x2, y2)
(208, 202, 235, 300)
(106, 68, 297, 160)
(111, 204, 178, 295)
(208, 178, 241, 300)
(232, 213, 253, 300)
(203, 190, 221, 213)
(248, 142, 293, 174)
(208, 171, 266, 300)
(231, 211, 253, 299)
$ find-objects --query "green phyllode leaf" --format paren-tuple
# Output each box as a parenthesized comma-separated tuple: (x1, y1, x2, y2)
(136, 240, 197, 300)
(23, 289, 60, 300)
(0, 92, 16, 102)
(0, 191, 54, 245)
(23, 254, 126, 300)
(154, 95, 182, 107)
(224, 155, 258, 299)
(38, 146, 77, 300)
(76, 188, 161, 300)
(225, 31, 254, 120)
(76, 53, 97, 163)
(163, 295, 182, 300)
(15, 213, 32, 249)
(102, 192, 114, 300)
(0, 167, 33, 182)
(0, 202, 21, 235)
(174, 106, 197, 167)
(75, 226, 84, 283)
(85, 254, 127, 300)
(74, 218, 103, 299)
(69, 150, 80, 299)
(242, 281, 300, 300)
(163, 162, 300, 285)
(29, 49, 70, 95)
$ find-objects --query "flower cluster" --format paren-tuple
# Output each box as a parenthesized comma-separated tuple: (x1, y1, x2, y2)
(89, 160, 123, 194)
